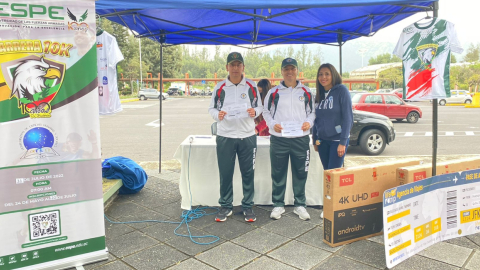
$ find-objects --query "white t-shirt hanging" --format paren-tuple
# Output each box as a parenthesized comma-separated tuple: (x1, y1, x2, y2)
(393, 18, 463, 100)
(97, 31, 124, 114)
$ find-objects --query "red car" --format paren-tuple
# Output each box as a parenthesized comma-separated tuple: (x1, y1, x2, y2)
(391, 88, 404, 99)
(352, 93, 422, 123)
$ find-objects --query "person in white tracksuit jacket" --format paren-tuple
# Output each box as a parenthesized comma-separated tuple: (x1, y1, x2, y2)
(263, 58, 315, 221)
(208, 52, 262, 223)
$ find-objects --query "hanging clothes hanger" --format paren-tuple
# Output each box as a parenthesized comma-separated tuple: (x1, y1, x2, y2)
(96, 14, 104, 36)
(415, 10, 433, 25)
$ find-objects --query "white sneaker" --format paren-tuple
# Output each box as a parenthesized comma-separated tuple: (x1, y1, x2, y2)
(270, 207, 285, 219)
(294, 206, 311, 220)
(320, 211, 324, 219)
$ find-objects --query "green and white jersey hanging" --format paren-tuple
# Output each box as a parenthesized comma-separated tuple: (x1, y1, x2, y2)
(393, 19, 463, 100)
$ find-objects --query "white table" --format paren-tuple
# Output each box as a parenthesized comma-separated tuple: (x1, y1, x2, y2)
(174, 135, 324, 209)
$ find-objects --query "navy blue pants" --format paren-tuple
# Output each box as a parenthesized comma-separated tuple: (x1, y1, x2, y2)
(318, 139, 349, 170)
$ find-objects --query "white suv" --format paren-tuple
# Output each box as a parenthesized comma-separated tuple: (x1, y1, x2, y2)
(138, 88, 168, 100)
(438, 90, 472, 105)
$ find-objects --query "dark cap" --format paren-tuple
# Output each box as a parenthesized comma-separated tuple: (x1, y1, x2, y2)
(281, 58, 298, 69)
(227, 52, 244, 65)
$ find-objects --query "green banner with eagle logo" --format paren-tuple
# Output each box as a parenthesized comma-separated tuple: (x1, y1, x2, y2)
(0, 1, 107, 269)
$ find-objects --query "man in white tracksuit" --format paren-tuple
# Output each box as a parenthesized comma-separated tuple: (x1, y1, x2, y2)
(208, 52, 262, 222)
(263, 58, 315, 220)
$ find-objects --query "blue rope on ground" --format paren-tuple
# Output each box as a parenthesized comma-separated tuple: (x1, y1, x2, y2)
(104, 138, 220, 245)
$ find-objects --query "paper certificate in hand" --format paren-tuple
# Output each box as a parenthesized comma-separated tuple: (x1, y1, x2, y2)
(281, 121, 303, 137)
(225, 103, 249, 119)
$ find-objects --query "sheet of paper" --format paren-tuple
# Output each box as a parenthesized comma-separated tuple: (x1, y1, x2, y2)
(224, 103, 249, 119)
(281, 121, 303, 137)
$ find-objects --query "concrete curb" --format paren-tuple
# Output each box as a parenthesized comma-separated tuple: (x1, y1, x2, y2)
(120, 98, 139, 103)
(445, 103, 466, 106)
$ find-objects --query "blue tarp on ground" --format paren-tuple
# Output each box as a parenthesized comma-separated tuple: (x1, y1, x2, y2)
(95, 0, 436, 46)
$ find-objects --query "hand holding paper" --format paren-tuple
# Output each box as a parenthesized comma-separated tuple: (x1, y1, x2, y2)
(281, 121, 303, 137)
(225, 103, 249, 119)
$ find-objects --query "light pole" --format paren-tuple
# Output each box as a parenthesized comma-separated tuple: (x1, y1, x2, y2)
(139, 38, 142, 90)
(358, 48, 367, 90)
(358, 48, 367, 67)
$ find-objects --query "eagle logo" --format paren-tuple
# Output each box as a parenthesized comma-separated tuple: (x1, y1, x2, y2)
(3, 55, 65, 117)
(67, 8, 90, 32)
(416, 43, 439, 69)
(67, 8, 88, 23)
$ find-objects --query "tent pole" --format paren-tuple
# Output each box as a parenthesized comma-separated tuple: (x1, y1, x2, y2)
(338, 33, 343, 75)
(159, 42, 163, 173)
(432, 1, 439, 176)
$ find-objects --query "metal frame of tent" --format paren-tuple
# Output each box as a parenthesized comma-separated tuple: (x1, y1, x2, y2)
(96, 1, 440, 174)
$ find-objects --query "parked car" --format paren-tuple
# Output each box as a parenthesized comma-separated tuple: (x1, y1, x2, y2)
(138, 88, 168, 100)
(189, 88, 201, 96)
(349, 110, 396, 155)
(438, 90, 473, 105)
(352, 93, 422, 123)
(349, 90, 367, 99)
(167, 87, 183, 96)
(391, 88, 404, 99)
(375, 88, 393, 93)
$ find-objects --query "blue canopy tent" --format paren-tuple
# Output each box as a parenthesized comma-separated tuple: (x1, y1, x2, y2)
(95, 0, 440, 173)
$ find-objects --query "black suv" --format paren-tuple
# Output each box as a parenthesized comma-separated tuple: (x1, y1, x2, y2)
(349, 110, 396, 155)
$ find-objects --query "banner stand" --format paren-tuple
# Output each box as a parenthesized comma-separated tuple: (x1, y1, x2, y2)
(16, 250, 108, 270)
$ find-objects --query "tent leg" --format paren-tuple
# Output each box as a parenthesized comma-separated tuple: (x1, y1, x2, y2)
(159, 43, 163, 173)
(432, 1, 439, 176)
(338, 33, 343, 75)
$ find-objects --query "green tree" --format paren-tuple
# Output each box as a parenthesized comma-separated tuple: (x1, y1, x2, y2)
(378, 67, 403, 88)
(342, 72, 350, 78)
(451, 54, 457, 63)
(368, 53, 401, 65)
(463, 43, 480, 63)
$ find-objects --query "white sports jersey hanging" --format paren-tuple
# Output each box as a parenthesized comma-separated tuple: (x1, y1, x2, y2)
(393, 19, 463, 100)
(97, 31, 124, 114)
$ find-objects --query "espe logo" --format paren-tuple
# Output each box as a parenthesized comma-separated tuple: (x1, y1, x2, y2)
(0, 3, 64, 20)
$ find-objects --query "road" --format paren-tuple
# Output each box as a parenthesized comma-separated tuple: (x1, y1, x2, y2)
(99, 98, 480, 163)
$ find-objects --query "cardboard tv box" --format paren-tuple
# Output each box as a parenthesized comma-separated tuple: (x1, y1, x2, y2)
(323, 159, 421, 247)
(397, 156, 480, 185)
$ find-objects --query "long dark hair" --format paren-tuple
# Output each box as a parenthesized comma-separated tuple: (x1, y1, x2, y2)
(255, 79, 271, 124)
(315, 63, 342, 103)
(256, 79, 271, 104)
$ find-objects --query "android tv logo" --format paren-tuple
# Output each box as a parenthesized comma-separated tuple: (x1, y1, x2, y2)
(1, 55, 65, 118)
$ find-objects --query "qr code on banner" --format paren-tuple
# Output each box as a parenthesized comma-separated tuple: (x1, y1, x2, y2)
(28, 210, 61, 241)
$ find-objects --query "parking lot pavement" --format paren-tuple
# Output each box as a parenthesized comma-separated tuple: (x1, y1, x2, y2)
(76, 157, 480, 270)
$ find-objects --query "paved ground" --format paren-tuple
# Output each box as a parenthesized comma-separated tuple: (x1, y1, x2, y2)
(74, 160, 480, 270)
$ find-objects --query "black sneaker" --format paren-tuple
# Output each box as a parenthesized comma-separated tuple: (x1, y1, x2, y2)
(243, 208, 256, 222)
(215, 207, 232, 222)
